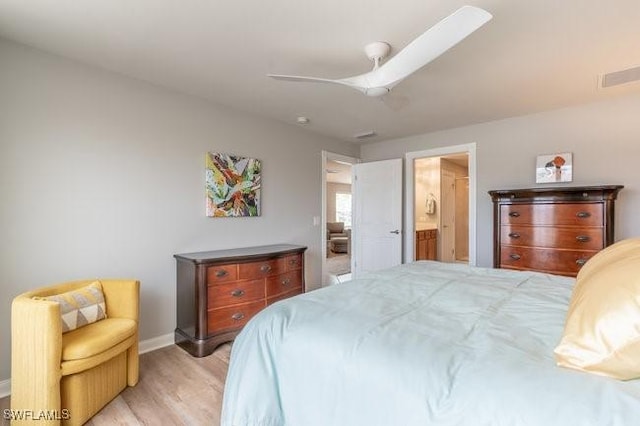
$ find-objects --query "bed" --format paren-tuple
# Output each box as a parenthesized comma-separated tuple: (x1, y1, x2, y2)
(220, 260, 640, 426)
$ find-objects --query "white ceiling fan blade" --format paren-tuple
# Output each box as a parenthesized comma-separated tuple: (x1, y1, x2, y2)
(268, 74, 366, 93)
(367, 5, 492, 89)
(269, 72, 385, 96)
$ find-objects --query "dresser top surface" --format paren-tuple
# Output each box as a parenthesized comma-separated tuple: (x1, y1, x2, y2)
(488, 185, 623, 202)
(175, 244, 307, 263)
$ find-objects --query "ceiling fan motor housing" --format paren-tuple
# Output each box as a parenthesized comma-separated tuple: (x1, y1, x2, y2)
(364, 41, 391, 62)
(365, 87, 390, 97)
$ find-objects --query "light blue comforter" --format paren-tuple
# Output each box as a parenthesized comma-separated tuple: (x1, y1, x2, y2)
(221, 261, 640, 426)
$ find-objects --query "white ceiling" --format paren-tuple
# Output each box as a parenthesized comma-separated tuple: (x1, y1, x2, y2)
(1, 1, 640, 143)
(326, 160, 352, 185)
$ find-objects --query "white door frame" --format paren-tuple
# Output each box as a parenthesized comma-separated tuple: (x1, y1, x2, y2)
(404, 143, 477, 265)
(321, 151, 359, 287)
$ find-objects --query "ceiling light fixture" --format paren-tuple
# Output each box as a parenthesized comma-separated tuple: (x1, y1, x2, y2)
(296, 116, 310, 124)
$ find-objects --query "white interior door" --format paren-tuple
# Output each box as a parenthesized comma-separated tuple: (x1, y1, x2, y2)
(352, 159, 403, 278)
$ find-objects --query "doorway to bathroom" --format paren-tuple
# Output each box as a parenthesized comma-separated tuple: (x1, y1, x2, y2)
(405, 143, 476, 265)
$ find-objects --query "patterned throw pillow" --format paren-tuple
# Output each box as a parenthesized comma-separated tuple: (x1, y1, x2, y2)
(37, 281, 107, 332)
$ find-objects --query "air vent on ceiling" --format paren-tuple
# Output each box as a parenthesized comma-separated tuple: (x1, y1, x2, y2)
(354, 131, 377, 140)
(601, 65, 640, 88)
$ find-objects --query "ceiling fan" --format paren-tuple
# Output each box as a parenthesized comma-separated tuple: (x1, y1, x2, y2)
(267, 5, 492, 97)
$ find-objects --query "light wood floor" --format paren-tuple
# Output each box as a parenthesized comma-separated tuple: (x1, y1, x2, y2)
(0, 343, 231, 426)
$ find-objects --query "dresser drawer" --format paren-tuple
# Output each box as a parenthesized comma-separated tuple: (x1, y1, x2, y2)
(267, 288, 302, 306)
(239, 258, 285, 279)
(207, 278, 265, 309)
(266, 270, 302, 297)
(284, 253, 303, 271)
(500, 226, 603, 250)
(500, 203, 603, 226)
(206, 264, 238, 285)
(207, 300, 265, 335)
(500, 246, 597, 276)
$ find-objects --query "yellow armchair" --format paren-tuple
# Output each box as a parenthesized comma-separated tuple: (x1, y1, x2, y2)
(11, 279, 140, 426)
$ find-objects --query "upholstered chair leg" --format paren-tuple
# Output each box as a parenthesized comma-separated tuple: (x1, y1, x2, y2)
(127, 338, 139, 386)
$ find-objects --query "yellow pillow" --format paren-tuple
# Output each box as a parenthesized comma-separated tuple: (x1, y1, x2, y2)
(554, 238, 640, 380)
(37, 281, 107, 332)
(575, 237, 640, 282)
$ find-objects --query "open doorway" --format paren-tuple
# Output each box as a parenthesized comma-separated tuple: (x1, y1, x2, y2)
(405, 143, 477, 265)
(414, 154, 469, 263)
(321, 151, 359, 287)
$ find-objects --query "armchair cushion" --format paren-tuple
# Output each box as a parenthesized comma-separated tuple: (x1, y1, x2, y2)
(36, 281, 106, 332)
(62, 317, 137, 361)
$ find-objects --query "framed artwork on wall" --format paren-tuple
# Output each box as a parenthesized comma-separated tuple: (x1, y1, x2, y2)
(535, 152, 573, 184)
(206, 152, 261, 217)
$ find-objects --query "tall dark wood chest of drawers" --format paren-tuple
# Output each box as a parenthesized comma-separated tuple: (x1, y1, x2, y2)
(488, 186, 623, 277)
(174, 244, 306, 357)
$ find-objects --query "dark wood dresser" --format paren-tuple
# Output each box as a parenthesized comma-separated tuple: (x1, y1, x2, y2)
(174, 244, 307, 357)
(416, 229, 437, 260)
(488, 186, 623, 277)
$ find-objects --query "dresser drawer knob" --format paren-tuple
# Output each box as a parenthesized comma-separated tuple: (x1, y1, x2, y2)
(281, 278, 291, 287)
(215, 269, 228, 278)
(508, 232, 520, 239)
(289, 259, 298, 265)
(508, 211, 520, 217)
(576, 235, 591, 243)
(509, 254, 521, 260)
(260, 264, 272, 273)
(576, 211, 591, 218)
(231, 289, 245, 297)
(576, 259, 588, 266)
(231, 312, 245, 321)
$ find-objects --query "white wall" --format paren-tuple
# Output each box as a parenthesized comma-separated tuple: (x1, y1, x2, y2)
(0, 38, 358, 382)
(361, 93, 640, 268)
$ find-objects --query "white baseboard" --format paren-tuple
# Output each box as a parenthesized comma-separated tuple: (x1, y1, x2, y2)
(0, 379, 10, 399)
(139, 332, 174, 354)
(0, 332, 175, 399)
